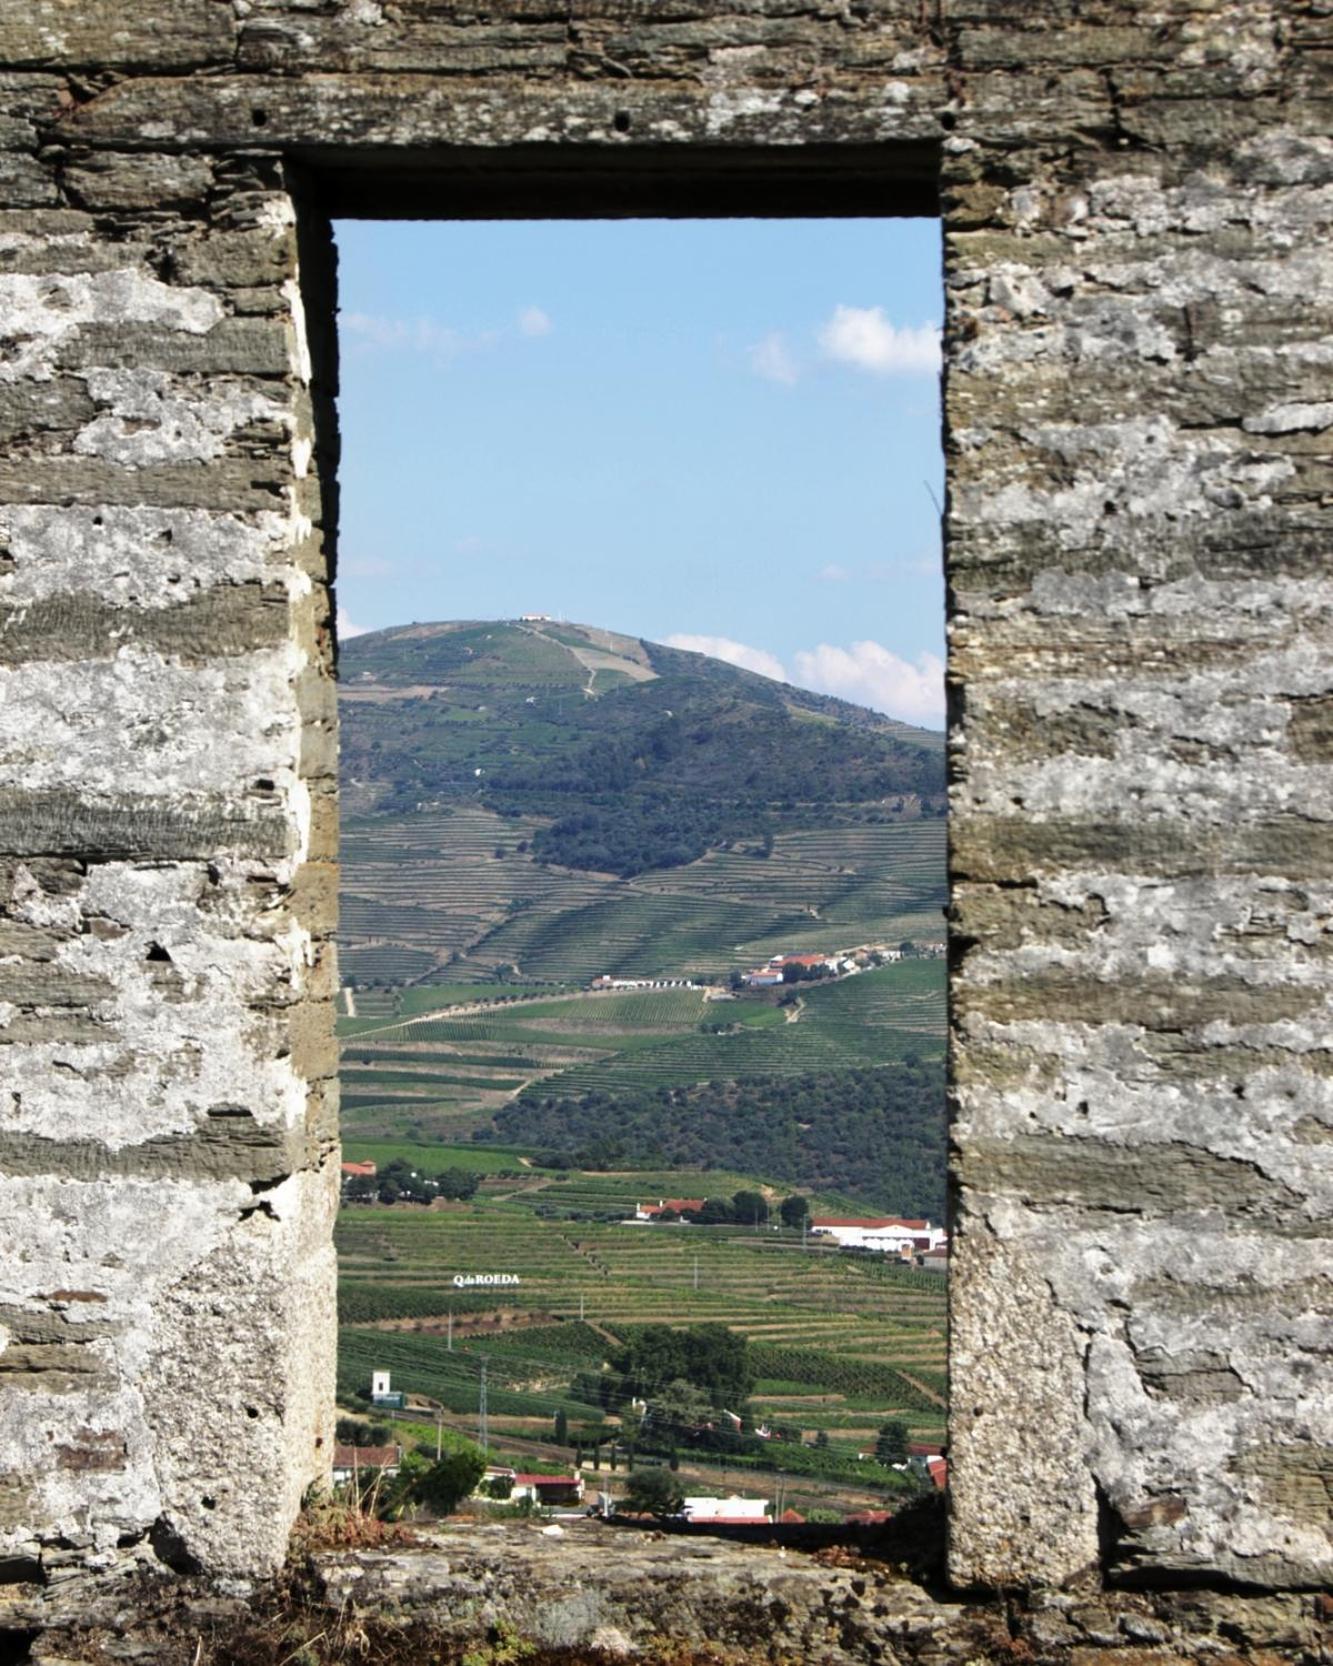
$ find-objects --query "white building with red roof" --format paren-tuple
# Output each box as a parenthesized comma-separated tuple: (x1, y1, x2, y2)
(331, 1443, 402, 1485)
(809, 1216, 947, 1254)
(633, 1198, 706, 1221)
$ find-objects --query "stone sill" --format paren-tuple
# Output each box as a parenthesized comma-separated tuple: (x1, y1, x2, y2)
(11, 1522, 1330, 1665)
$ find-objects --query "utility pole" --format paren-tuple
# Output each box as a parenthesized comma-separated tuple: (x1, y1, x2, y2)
(693, 1255, 699, 1292)
(478, 1356, 489, 1451)
(579, 1291, 585, 1323)
(447, 1310, 453, 1352)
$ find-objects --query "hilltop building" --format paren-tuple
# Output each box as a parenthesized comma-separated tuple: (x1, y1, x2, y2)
(741, 950, 854, 988)
(633, 1198, 706, 1222)
(591, 975, 699, 991)
(683, 1495, 771, 1524)
(810, 1216, 947, 1255)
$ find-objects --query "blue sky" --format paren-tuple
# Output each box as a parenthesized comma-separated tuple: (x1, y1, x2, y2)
(334, 217, 945, 723)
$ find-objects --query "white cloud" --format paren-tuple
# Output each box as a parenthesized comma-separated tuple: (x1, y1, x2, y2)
(341, 311, 466, 362)
(337, 607, 370, 639)
(664, 633, 788, 683)
(792, 640, 945, 725)
(342, 307, 550, 362)
(818, 305, 940, 376)
(817, 562, 850, 583)
(662, 630, 945, 724)
(748, 330, 798, 386)
(517, 305, 552, 337)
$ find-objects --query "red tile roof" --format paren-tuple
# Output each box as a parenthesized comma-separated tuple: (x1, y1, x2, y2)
(811, 1216, 927, 1230)
(341, 1160, 377, 1177)
(512, 1473, 581, 1489)
(333, 1444, 400, 1469)
(642, 1199, 706, 1214)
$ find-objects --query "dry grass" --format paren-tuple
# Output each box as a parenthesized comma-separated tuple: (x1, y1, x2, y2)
(287, 1484, 424, 1558)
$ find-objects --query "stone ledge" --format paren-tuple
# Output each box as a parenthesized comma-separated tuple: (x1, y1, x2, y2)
(10, 1525, 1330, 1666)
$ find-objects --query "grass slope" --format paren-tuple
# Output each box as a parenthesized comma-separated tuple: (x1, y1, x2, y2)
(338, 619, 945, 988)
(336, 1200, 947, 1500)
(337, 966, 945, 1210)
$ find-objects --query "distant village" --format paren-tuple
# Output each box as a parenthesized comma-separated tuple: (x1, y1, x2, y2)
(629, 1197, 948, 1271)
(589, 938, 944, 995)
(339, 1160, 949, 1271)
(337, 1365, 947, 1531)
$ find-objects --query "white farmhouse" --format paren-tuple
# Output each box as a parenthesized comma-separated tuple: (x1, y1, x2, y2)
(809, 1216, 948, 1255)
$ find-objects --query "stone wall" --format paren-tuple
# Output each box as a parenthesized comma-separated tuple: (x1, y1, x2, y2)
(0, 135, 341, 1577)
(0, 0, 1327, 1597)
(943, 8, 1332, 1591)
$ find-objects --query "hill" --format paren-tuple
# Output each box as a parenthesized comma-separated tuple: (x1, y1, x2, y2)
(338, 618, 946, 989)
(336, 619, 948, 1212)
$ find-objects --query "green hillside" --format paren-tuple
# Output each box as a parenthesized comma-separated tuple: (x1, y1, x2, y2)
(336, 1201, 947, 1507)
(337, 961, 945, 1209)
(338, 618, 945, 989)
(334, 622, 950, 1504)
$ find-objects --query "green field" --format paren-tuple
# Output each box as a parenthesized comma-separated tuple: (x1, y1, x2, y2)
(337, 963, 945, 1147)
(336, 1198, 946, 1507)
(342, 1141, 871, 1218)
(342, 1139, 547, 1173)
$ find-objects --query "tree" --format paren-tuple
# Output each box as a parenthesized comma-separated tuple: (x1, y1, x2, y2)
(554, 1408, 568, 1445)
(335, 1417, 392, 1447)
(609, 1324, 753, 1411)
(875, 1420, 910, 1466)
(617, 1401, 645, 1445)
(412, 1445, 488, 1516)
(732, 1189, 769, 1226)
(623, 1467, 685, 1519)
(779, 1194, 810, 1229)
(647, 1378, 713, 1439)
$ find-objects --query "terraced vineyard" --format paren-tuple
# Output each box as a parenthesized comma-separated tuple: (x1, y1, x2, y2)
(336, 1202, 947, 1467)
(341, 806, 946, 988)
(337, 964, 944, 1144)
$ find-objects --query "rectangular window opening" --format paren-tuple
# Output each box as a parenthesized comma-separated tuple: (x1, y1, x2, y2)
(328, 211, 949, 1527)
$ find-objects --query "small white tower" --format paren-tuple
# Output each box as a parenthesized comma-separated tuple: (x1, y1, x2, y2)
(371, 1369, 392, 1402)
